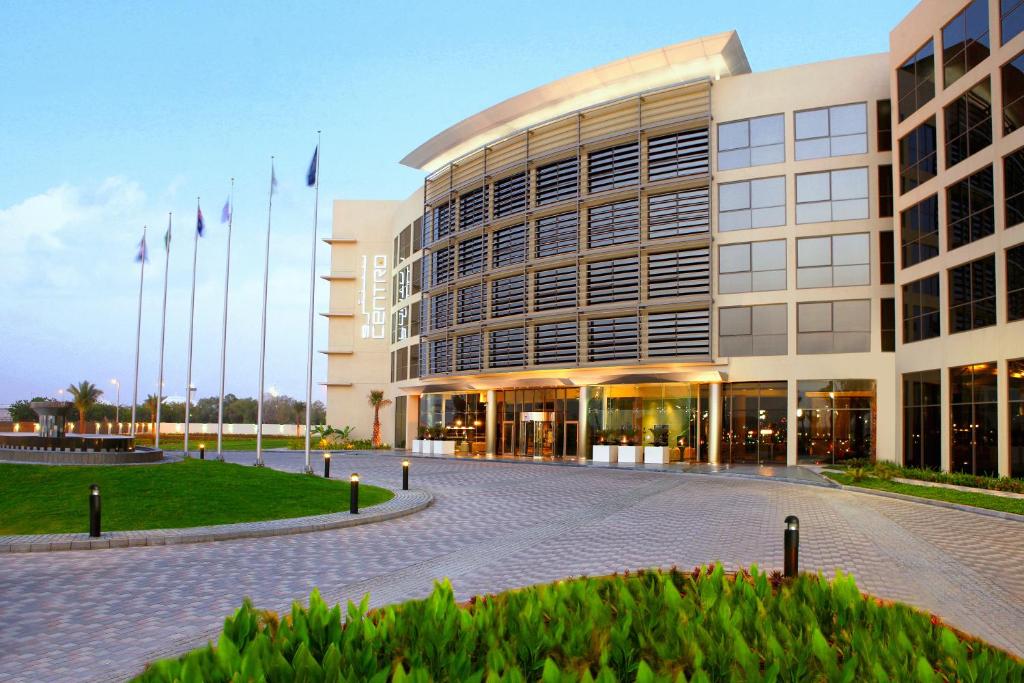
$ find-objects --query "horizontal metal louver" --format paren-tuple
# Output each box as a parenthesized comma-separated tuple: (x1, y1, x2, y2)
(456, 333, 483, 372)
(534, 267, 577, 311)
(587, 316, 639, 362)
(428, 292, 452, 332)
(647, 310, 710, 358)
(457, 284, 484, 324)
(534, 321, 578, 365)
(588, 142, 639, 193)
(418, 344, 427, 377)
(426, 202, 452, 244)
(457, 236, 484, 277)
(429, 338, 452, 375)
(535, 157, 578, 205)
(647, 128, 710, 182)
(648, 188, 710, 239)
(491, 275, 526, 317)
(492, 223, 527, 268)
(647, 248, 710, 298)
(489, 327, 526, 368)
(493, 173, 528, 218)
(587, 256, 639, 305)
(588, 199, 639, 248)
(535, 211, 578, 258)
(430, 246, 453, 286)
(459, 188, 486, 231)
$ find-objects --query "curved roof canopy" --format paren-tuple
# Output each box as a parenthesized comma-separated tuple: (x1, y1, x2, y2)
(401, 31, 750, 172)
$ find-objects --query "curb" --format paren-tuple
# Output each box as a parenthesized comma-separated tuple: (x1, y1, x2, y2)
(838, 484, 1024, 523)
(0, 489, 432, 553)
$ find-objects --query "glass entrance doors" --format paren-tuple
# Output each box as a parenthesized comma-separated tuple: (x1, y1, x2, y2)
(496, 388, 580, 458)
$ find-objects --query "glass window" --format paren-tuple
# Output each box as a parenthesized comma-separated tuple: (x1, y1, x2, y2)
(456, 333, 483, 372)
(879, 164, 894, 217)
(877, 99, 893, 152)
(491, 275, 526, 318)
(1006, 147, 1024, 228)
(717, 114, 784, 170)
(457, 284, 484, 324)
(797, 300, 870, 354)
(533, 322, 577, 366)
(1011, 358, 1024, 478)
(718, 177, 785, 231)
(798, 379, 876, 464)
(902, 274, 941, 343)
(903, 370, 942, 470)
(796, 233, 870, 288)
(944, 77, 992, 169)
(1002, 50, 1024, 134)
(795, 168, 869, 224)
(898, 117, 937, 193)
(880, 230, 895, 284)
(718, 240, 786, 294)
(947, 165, 994, 250)
(1009, 243, 1024, 321)
(881, 298, 896, 351)
(1002, 0, 1024, 44)
(795, 103, 868, 160)
(897, 40, 935, 122)
(950, 362, 998, 476)
(721, 382, 788, 464)
(457, 235, 484, 277)
(900, 194, 940, 267)
(943, 0, 990, 87)
(718, 304, 787, 357)
(949, 254, 997, 333)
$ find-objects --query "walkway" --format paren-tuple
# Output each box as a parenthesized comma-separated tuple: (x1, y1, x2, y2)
(1, 452, 1022, 681)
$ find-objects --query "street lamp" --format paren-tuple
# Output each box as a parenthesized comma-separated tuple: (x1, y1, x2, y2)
(110, 379, 121, 432)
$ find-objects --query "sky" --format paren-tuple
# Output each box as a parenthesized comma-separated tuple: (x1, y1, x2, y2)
(0, 0, 916, 406)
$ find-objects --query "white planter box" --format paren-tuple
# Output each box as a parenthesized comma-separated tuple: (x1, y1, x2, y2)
(433, 440, 456, 455)
(644, 446, 671, 464)
(618, 445, 640, 463)
(412, 439, 425, 453)
(591, 444, 618, 463)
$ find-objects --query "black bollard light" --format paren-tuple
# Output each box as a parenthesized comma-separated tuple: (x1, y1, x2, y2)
(784, 515, 799, 578)
(89, 484, 102, 538)
(323, 452, 331, 478)
(199, 443, 205, 460)
(402, 460, 409, 491)
(349, 473, 359, 514)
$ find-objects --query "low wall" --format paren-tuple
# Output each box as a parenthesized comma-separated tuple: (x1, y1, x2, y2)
(0, 448, 164, 465)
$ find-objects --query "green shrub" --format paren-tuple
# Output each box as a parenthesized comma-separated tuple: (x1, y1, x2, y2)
(896, 466, 1024, 494)
(839, 457, 871, 470)
(134, 565, 1023, 682)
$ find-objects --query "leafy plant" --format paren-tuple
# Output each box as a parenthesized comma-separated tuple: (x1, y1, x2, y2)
(312, 425, 355, 450)
(367, 390, 393, 449)
(67, 380, 103, 433)
(849, 466, 867, 483)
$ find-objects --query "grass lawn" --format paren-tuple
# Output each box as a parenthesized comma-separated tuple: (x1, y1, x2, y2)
(134, 435, 303, 451)
(0, 459, 393, 535)
(825, 472, 1024, 516)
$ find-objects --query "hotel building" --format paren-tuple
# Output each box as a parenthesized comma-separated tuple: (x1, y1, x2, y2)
(326, 0, 1024, 477)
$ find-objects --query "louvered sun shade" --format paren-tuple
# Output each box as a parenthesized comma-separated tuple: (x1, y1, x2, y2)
(430, 246, 453, 287)
(647, 128, 709, 182)
(587, 257, 639, 305)
(648, 189, 710, 239)
(647, 248, 710, 299)
(428, 292, 452, 332)
(647, 310, 710, 358)
(493, 172, 528, 218)
(587, 316, 639, 362)
(424, 202, 452, 246)
(429, 338, 452, 375)
(491, 275, 526, 317)
(489, 327, 526, 368)
(535, 157, 578, 205)
(455, 333, 482, 372)
(534, 267, 577, 311)
(588, 199, 639, 248)
(535, 212, 578, 258)
(457, 284, 484, 324)
(459, 187, 486, 231)
(457, 236, 484, 277)
(588, 142, 639, 193)
(492, 223, 527, 267)
(534, 321, 577, 365)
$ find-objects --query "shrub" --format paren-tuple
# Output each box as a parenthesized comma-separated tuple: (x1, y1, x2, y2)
(134, 565, 1024, 682)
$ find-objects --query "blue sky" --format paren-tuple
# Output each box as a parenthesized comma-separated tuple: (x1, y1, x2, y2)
(0, 0, 915, 406)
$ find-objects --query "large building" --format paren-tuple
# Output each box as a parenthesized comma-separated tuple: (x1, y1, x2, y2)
(326, 0, 1024, 478)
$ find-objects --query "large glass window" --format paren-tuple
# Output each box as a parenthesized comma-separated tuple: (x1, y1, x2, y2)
(718, 304, 787, 357)
(717, 114, 784, 170)
(903, 274, 941, 343)
(881, 298, 896, 352)
(796, 234, 870, 288)
(879, 164, 894, 217)
(950, 362, 998, 476)
(457, 284, 484, 324)
(533, 322, 577, 366)
(1008, 243, 1024, 321)
(795, 168, 869, 224)
(456, 333, 483, 372)
(794, 103, 868, 160)
(898, 117, 937, 193)
(1002, 0, 1024, 44)
(721, 382, 787, 464)
(393, 395, 407, 449)
(718, 177, 785, 231)
(944, 77, 992, 168)
(1010, 358, 1024, 478)
(943, 0, 990, 87)
(534, 267, 576, 311)
(903, 370, 941, 470)
(718, 240, 786, 294)
(897, 41, 935, 121)
(877, 99, 893, 152)
(947, 165, 994, 250)
(457, 235, 484, 277)
(900, 194, 940, 267)
(880, 230, 895, 284)
(949, 254, 996, 333)
(798, 379, 876, 464)
(796, 300, 870, 354)
(1002, 50, 1024, 134)
(491, 275, 526, 318)
(1006, 146, 1024, 228)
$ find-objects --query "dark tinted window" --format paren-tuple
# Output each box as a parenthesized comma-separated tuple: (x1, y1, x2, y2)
(457, 235, 485, 277)
(950, 362, 998, 476)
(944, 77, 992, 168)
(1002, 0, 1024, 44)
(587, 316, 639, 362)
(881, 297, 896, 352)
(647, 248, 710, 298)
(488, 327, 526, 368)
(1002, 50, 1024, 134)
(903, 370, 942, 470)
(949, 254, 996, 333)
(534, 267, 576, 311)
(903, 274, 941, 343)
(898, 117, 937, 193)
(647, 310, 710, 358)
(534, 322, 577, 365)
(455, 334, 482, 372)
(457, 284, 484, 324)
(1009, 243, 1024, 321)
(877, 99, 892, 152)
(459, 187, 486, 231)
(491, 223, 526, 268)
(491, 275, 526, 318)
(1005, 146, 1024, 227)
(897, 41, 935, 121)
(880, 230, 895, 284)
(942, 0, 990, 87)
(900, 194, 939, 267)
(947, 165, 994, 250)
(587, 257, 639, 305)
(493, 173, 528, 218)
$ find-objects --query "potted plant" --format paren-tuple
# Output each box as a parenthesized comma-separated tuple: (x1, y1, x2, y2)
(432, 424, 455, 455)
(618, 426, 640, 463)
(591, 428, 618, 463)
(644, 424, 671, 464)
(413, 426, 428, 454)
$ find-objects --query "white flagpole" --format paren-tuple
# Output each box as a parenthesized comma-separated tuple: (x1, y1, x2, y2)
(255, 159, 275, 467)
(303, 132, 321, 475)
(184, 198, 200, 457)
(130, 226, 147, 437)
(155, 213, 171, 448)
(216, 179, 234, 460)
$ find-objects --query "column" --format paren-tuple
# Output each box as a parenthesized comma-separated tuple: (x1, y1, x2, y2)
(485, 389, 497, 456)
(405, 394, 420, 452)
(708, 382, 722, 465)
(787, 380, 799, 466)
(998, 357, 1011, 477)
(578, 386, 591, 460)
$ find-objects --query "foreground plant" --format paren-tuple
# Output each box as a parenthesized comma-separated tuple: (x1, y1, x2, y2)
(135, 565, 1023, 682)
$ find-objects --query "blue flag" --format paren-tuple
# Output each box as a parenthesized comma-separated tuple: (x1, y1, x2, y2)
(134, 233, 148, 263)
(221, 197, 231, 224)
(306, 145, 318, 187)
(196, 205, 205, 237)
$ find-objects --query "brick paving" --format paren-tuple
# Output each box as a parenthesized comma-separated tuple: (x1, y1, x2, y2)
(1, 451, 1022, 682)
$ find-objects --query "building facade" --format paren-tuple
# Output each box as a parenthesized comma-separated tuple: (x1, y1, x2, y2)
(327, 0, 1024, 478)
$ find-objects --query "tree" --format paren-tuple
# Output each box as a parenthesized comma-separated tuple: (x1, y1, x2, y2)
(9, 397, 48, 422)
(143, 394, 160, 422)
(368, 390, 392, 448)
(67, 381, 103, 433)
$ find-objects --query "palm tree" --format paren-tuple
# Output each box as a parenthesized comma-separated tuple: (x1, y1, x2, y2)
(368, 390, 392, 448)
(144, 394, 160, 422)
(67, 381, 103, 434)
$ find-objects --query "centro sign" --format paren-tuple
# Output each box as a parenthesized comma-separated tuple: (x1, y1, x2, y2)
(359, 254, 387, 339)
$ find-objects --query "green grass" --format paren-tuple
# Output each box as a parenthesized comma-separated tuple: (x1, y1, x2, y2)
(825, 472, 1024, 516)
(0, 459, 393, 535)
(134, 435, 304, 451)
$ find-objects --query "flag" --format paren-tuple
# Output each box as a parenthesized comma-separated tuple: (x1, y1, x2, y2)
(271, 163, 278, 195)
(221, 197, 231, 224)
(196, 205, 205, 237)
(134, 233, 148, 263)
(306, 145, 318, 187)
(164, 223, 172, 251)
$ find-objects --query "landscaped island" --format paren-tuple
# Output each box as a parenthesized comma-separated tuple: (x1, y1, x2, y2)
(135, 565, 1023, 681)
(0, 459, 392, 535)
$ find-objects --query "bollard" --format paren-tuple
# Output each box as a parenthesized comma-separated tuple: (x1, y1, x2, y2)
(323, 452, 331, 478)
(784, 515, 799, 578)
(199, 443, 205, 460)
(402, 460, 409, 491)
(89, 484, 102, 537)
(349, 473, 359, 514)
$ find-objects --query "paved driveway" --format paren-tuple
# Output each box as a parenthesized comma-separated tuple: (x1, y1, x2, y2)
(1, 452, 1022, 681)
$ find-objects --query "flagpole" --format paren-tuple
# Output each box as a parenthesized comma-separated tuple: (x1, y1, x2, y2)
(303, 132, 321, 475)
(255, 159, 275, 467)
(155, 213, 171, 448)
(130, 226, 147, 437)
(184, 198, 200, 457)
(216, 179, 234, 460)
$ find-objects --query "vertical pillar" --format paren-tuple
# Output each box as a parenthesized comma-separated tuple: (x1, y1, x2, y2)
(578, 386, 591, 460)
(940, 368, 951, 472)
(405, 394, 420, 452)
(998, 358, 1011, 477)
(708, 382, 722, 465)
(787, 380, 799, 466)
(485, 389, 497, 456)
